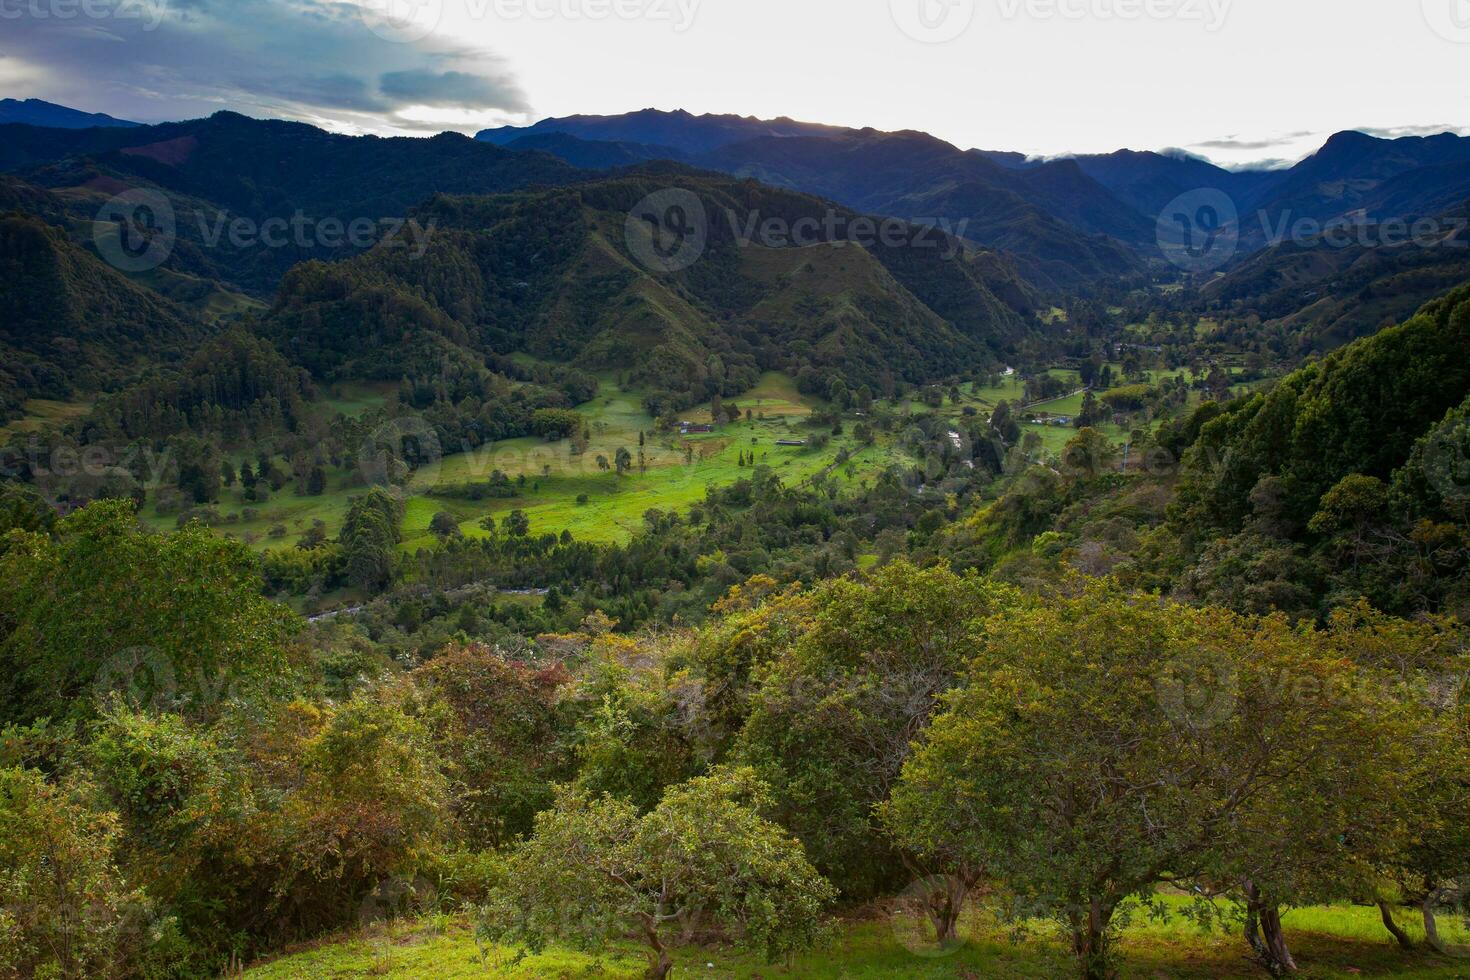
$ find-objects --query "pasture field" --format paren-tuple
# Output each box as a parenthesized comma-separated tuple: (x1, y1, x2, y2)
(134, 373, 901, 552)
(118, 365, 1193, 552)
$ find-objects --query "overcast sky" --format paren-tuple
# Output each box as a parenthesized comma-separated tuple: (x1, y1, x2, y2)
(3, 0, 1468, 166)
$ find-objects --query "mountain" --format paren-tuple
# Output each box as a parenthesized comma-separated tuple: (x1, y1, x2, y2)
(0, 212, 204, 419)
(1, 112, 586, 294)
(695, 130, 1148, 289)
(262, 169, 1038, 410)
(0, 98, 139, 130)
(1239, 130, 1470, 245)
(1199, 199, 1470, 352)
(478, 108, 852, 156)
(1064, 149, 1282, 220)
(483, 111, 1160, 289)
(504, 132, 687, 168)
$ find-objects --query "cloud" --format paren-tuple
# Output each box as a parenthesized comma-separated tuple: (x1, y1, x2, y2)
(1190, 131, 1317, 152)
(1358, 123, 1469, 140)
(0, 0, 531, 133)
(380, 69, 529, 111)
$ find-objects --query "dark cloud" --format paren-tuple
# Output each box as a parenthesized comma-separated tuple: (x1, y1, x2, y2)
(0, 0, 531, 132)
(380, 69, 528, 111)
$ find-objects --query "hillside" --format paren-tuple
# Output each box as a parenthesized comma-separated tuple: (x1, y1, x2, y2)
(0, 112, 587, 294)
(263, 171, 1037, 410)
(479, 111, 1150, 289)
(0, 212, 205, 419)
(1239, 130, 1470, 246)
(1201, 199, 1470, 351)
(0, 98, 139, 129)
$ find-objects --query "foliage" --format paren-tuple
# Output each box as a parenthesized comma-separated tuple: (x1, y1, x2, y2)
(886, 578, 1423, 979)
(735, 561, 1020, 899)
(478, 768, 833, 979)
(0, 766, 164, 979)
(0, 500, 296, 725)
(413, 643, 576, 848)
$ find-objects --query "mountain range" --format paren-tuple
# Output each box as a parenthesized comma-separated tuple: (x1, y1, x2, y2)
(3, 99, 1469, 421)
(479, 109, 1470, 291)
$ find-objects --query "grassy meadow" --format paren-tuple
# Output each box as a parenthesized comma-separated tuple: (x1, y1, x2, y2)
(51, 363, 1225, 556)
(243, 900, 1470, 979)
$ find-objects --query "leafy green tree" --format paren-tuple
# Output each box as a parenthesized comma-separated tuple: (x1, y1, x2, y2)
(0, 483, 54, 551)
(615, 447, 633, 476)
(735, 561, 1019, 899)
(0, 500, 295, 725)
(504, 509, 531, 538)
(886, 580, 1413, 980)
(530, 408, 584, 441)
(339, 487, 403, 592)
(429, 511, 462, 540)
(0, 766, 161, 979)
(414, 643, 576, 848)
(479, 768, 833, 980)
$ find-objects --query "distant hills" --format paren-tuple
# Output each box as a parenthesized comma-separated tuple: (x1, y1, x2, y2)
(0, 109, 1038, 420)
(0, 211, 203, 417)
(0, 98, 139, 130)
(262, 171, 1038, 410)
(0, 111, 584, 294)
(4, 100, 1470, 421)
(477, 108, 1470, 293)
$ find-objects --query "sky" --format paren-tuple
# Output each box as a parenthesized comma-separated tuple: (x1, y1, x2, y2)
(3, 0, 1468, 167)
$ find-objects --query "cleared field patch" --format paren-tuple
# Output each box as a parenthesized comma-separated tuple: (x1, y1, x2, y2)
(0, 398, 94, 439)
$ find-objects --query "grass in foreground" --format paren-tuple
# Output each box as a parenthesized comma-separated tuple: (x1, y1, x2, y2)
(245, 903, 1470, 979)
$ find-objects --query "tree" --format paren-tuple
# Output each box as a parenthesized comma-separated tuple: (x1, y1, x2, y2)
(1061, 427, 1116, 478)
(990, 400, 1020, 445)
(0, 500, 295, 725)
(886, 580, 1414, 980)
(735, 561, 1019, 899)
(531, 408, 584, 441)
(339, 488, 403, 592)
(413, 643, 575, 848)
(615, 447, 633, 476)
(710, 394, 724, 425)
(0, 766, 159, 979)
(429, 511, 462, 539)
(504, 509, 531, 538)
(306, 465, 327, 496)
(173, 435, 220, 504)
(478, 769, 833, 980)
